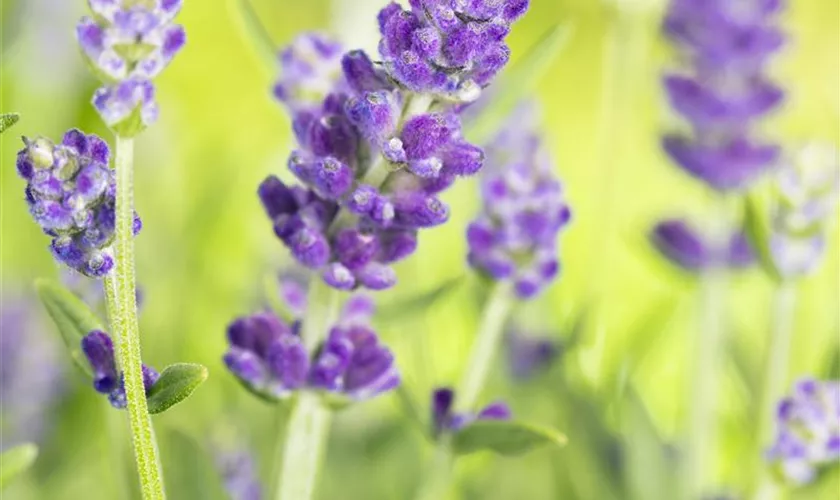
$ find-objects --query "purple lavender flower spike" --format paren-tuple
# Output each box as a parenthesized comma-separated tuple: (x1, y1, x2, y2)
(273, 33, 345, 113)
(16, 130, 139, 278)
(506, 329, 561, 380)
(651, 218, 755, 272)
(81, 330, 158, 409)
(766, 378, 840, 485)
(92, 79, 159, 136)
(662, 0, 785, 191)
(467, 102, 570, 299)
(430, 387, 513, 437)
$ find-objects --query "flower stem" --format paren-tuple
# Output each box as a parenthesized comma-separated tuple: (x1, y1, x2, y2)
(414, 282, 514, 500)
(751, 281, 797, 500)
(103, 136, 166, 500)
(273, 280, 339, 500)
(679, 202, 731, 500)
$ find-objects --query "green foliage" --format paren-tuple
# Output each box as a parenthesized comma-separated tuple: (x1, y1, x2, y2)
(744, 190, 784, 283)
(147, 363, 209, 414)
(0, 444, 38, 490)
(451, 420, 567, 456)
(34, 279, 104, 377)
(0, 113, 19, 134)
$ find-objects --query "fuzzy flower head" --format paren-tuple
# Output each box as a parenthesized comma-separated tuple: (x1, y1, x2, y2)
(661, 0, 785, 191)
(431, 388, 511, 437)
(77, 0, 185, 135)
(766, 378, 840, 485)
(651, 218, 755, 272)
(223, 295, 399, 404)
(81, 330, 159, 409)
(466, 102, 571, 299)
(263, 27, 524, 291)
(378, 0, 529, 100)
(769, 142, 839, 279)
(16, 130, 142, 277)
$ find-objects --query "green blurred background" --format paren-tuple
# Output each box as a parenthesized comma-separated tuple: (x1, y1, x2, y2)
(1, 0, 838, 498)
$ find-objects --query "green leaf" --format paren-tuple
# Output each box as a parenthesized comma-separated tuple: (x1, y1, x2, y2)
(622, 389, 676, 500)
(35, 279, 106, 377)
(464, 23, 574, 144)
(0, 113, 19, 134)
(451, 420, 567, 456)
(229, 0, 277, 72)
(744, 191, 783, 282)
(0, 443, 38, 490)
(147, 363, 209, 414)
(379, 276, 464, 320)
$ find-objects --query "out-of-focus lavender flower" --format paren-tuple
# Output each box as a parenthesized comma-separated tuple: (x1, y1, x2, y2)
(765, 378, 840, 485)
(214, 446, 263, 500)
(223, 295, 399, 404)
(0, 296, 64, 447)
(81, 330, 159, 409)
(262, 7, 528, 292)
(662, 0, 785, 191)
(769, 143, 839, 279)
(651, 218, 755, 272)
(431, 388, 511, 437)
(505, 329, 561, 381)
(466, 102, 571, 299)
(77, 0, 185, 134)
(377, 0, 528, 99)
(15, 129, 142, 277)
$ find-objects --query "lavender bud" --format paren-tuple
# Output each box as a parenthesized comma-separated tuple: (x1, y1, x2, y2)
(273, 33, 345, 113)
(651, 219, 756, 272)
(92, 78, 159, 136)
(81, 330, 158, 409)
(430, 388, 512, 437)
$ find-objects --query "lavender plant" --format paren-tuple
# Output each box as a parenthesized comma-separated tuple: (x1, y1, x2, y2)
(650, 218, 754, 273)
(10, 2, 206, 498)
(660, 1, 785, 497)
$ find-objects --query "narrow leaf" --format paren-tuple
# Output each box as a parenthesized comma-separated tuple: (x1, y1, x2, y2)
(35, 278, 105, 377)
(147, 363, 209, 414)
(622, 389, 676, 500)
(452, 420, 567, 456)
(379, 276, 464, 320)
(0, 113, 19, 134)
(229, 0, 277, 73)
(464, 23, 574, 144)
(0, 443, 38, 490)
(744, 191, 783, 282)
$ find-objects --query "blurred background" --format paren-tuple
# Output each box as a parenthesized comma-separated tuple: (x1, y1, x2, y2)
(1, 0, 838, 499)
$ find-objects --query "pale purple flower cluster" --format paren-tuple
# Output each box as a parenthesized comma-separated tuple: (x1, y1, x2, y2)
(466, 103, 571, 299)
(766, 378, 840, 485)
(77, 0, 186, 134)
(431, 388, 511, 437)
(263, 5, 526, 292)
(81, 330, 159, 409)
(505, 329, 561, 381)
(651, 219, 754, 272)
(378, 0, 529, 99)
(214, 446, 263, 500)
(16, 130, 141, 277)
(769, 143, 839, 279)
(224, 296, 399, 403)
(662, 0, 785, 191)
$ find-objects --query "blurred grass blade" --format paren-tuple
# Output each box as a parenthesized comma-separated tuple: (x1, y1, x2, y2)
(744, 191, 782, 282)
(622, 389, 675, 500)
(452, 420, 567, 456)
(35, 278, 105, 377)
(464, 23, 574, 144)
(229, 0, 277, 72)
(0, 113, 19, 134)
(147, 363, 209, 414)
(0, 443, 38, 490)
(379, 276, 464, 320)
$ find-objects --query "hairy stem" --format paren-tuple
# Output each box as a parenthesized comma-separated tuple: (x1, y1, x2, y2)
(104, 137, 165, 499)
(751, 281, 797, 500)
(680, 202, 731, 500)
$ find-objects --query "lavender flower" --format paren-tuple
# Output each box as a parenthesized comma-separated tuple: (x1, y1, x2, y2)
(0, 296, 64, 447)
(223, 295, 399, 404)
(466, 102, 571, 299)
(768, 143, 839, 279)
(505, 329, 561, 381)
(431, 387, 511, 437)
(766, 378, 840, 485)
(651, 218, 755, 272)
(262, 4, 527, 292)
(662, 0, 785, 191)
(16, 130, 142, 277)
(77, 0, 186, 134)
(214, 446, 263, 500)
(81, 330, 159, 409)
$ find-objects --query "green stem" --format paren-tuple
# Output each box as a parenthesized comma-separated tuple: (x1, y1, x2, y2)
(751, 282, 797, 500)
(414, 282, 514, 500)
(104, 136, 166, 500)
(679, 202, 731, 500)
